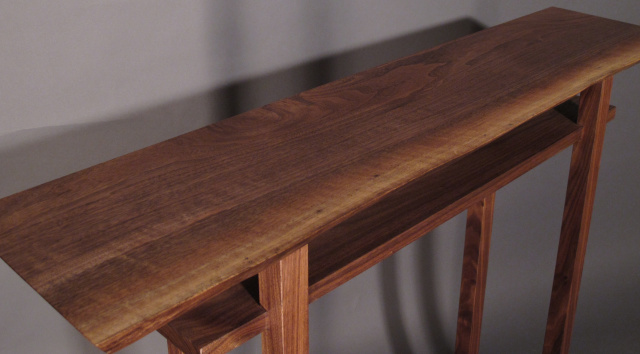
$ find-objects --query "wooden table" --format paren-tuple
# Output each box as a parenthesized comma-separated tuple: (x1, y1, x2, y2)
(1, 7, 640, 354)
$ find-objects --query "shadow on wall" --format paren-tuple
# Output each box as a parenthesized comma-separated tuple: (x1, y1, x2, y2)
(0, 18, 484, 354)
(381, 229, 457, 354)
(0, 17, 483, 199)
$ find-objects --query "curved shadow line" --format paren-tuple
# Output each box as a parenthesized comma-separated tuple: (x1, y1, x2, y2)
(381, 255, 414, 354)
(417, 231, 453, 354)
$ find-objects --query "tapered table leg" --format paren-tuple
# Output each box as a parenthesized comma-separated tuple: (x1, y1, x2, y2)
(543, 77, 613, 354)
(260, 245, 309, 354)
(168, 340, 185, 354)
(455, 193, 495, 354)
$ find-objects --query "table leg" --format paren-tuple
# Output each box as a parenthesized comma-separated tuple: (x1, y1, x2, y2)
(168, 339, 185, 354)
(455, 193, 495, 354)
(259, 245, 309, 354)
(543, 76, 613, 354)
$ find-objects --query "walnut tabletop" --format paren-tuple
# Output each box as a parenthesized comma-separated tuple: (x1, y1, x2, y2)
(1, 7, 640, 353)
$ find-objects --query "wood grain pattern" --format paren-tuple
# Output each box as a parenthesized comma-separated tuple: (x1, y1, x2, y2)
(153, 97, 616, 353)
(455, 194, 495, 354)
(543, 77, 613, 354)
(308, 106, 583, 301)
(168, 341, 185, 354)
(259, 246, 309, 354)
(155, 99, 597, 354)
(158, 283, 267, 354)
(0, 8, 639, 352)
(554, 96, 616, 123)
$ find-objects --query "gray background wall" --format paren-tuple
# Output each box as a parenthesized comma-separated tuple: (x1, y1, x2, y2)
(1, 1, 638, 353)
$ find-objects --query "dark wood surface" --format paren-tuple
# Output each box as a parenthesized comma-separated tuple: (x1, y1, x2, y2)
(259, 246, 309, 354)
(455, 194, 495, 354)
(543, 78, 613, 354)
(167, 341, 184, 354)
(157, 283, 267, 354)
(1, 7, 640, 352)
(156, 101, 592, 354)
(307, 102, 598, 302)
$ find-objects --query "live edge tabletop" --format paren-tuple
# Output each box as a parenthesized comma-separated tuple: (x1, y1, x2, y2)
(1, 7, 640, 353)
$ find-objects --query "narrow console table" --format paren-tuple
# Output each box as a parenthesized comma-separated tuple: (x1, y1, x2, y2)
(1, 7, 640, 354)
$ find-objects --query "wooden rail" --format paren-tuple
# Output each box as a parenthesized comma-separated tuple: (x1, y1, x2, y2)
(1, 7, 639, 354)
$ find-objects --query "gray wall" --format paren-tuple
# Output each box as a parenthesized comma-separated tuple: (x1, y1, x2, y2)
(1, 1, 638, 353)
